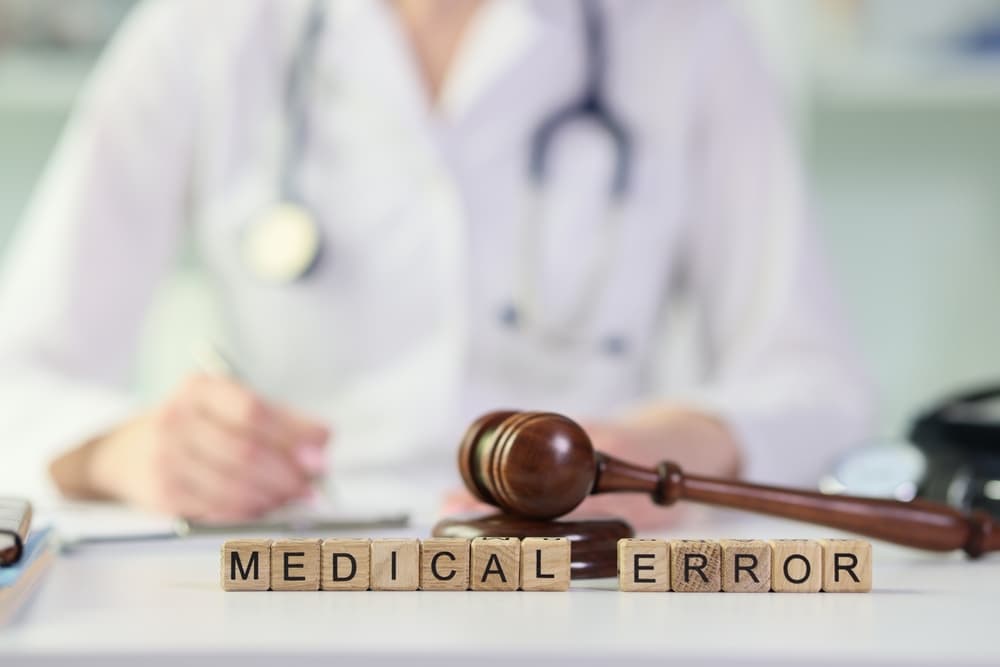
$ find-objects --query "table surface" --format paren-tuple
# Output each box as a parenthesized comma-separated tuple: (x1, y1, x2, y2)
(0, 508, 997, 667)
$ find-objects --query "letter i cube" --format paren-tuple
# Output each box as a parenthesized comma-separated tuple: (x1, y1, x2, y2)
(371, 539, 420, 591)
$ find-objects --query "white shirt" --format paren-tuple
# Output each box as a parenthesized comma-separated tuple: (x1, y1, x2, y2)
(0, 0, 874, 506)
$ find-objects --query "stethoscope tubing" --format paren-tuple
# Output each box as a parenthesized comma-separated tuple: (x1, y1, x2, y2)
(511, 0, 633, 354)
(280, 0, 328, 203)
(529, 0, 631, 200)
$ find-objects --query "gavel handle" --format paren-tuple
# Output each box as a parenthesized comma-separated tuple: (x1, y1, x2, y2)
(592, 455, 999, 557)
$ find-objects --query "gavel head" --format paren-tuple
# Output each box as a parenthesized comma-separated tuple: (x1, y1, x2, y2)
(458, 411, 597, 520)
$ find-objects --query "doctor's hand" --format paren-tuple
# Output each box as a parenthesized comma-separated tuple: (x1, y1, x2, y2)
(570, 404, 741, 529)
(439, 405, 741, 530)
(49, 373, 330, 521)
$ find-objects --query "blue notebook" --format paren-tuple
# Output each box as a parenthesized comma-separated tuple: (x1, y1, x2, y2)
(0, 527, 55, 624)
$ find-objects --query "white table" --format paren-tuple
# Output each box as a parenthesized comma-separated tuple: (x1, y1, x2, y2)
(1, 509, 998, 666)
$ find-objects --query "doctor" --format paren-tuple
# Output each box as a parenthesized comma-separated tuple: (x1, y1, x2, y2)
(0, 0, 872, 525)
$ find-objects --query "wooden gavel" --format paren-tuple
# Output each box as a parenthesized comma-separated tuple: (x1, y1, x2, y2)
(458, 410, 999, 557)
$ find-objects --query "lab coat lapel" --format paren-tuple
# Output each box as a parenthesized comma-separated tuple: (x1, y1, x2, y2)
(436, 0, 579, 177)
(324, 0, 557, 125)
(438, 0, 552, 122)
(320, 0, 432, 133)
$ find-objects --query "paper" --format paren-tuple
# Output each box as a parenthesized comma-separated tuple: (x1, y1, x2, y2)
(39, 502, 184, 550)
(41, 500, 409, 549)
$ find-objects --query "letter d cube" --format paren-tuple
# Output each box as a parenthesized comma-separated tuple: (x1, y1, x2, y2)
(321, 538, 371, 591)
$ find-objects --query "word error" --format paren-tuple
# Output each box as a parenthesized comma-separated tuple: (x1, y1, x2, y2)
(619, 538, 872, 592)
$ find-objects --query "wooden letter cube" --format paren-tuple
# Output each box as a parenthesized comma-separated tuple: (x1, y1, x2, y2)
(617, 538, 669, 592)
(820, 539, 872, 593)
(321, 538, 371, 591)
(470, 537, 520, 591)
(419, 538, 470, 591)
(720, 539, 771, 593)
(770, 539, 822, 593)
(520, 537, 571, 591)
(670, 540, 721, 592)
(370, 539, 419, 591)
(221, 539, 271, 591)
(270, 538, 320, 591)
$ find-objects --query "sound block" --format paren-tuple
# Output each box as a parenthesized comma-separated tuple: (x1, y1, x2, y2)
(432, 514, 633, 579)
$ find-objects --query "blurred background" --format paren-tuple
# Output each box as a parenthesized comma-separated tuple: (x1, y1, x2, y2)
(2, 0, 1000, 439)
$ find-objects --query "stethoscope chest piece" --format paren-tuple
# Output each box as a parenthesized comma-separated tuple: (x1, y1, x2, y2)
(239, 1, 327, 286)
(241, 202, 322, 283)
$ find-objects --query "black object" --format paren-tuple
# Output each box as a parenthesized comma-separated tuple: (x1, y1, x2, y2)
(910, 385, 1000, 519)
(0, 498, 31, 566)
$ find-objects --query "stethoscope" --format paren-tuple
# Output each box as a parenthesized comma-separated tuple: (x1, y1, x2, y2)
(240, 0, 327, 283)
(242, 0, 633, 356)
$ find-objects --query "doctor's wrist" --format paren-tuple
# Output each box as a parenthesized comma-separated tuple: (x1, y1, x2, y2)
(50, 413, 181, 506)
(48, 426, 127, 501)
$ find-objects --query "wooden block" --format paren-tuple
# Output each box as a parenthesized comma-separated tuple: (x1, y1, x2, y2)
(470, 537, 520, 591)
(220, 539, 272, 591)
(419, 538, 470, 591)
(270, 538, 321, 591)
(617, 538, 669, 592)
(720, 539, 771, 593)
(370, 539, 419, 591)
(321, 538, 371, 591)
(820, 539, 872, 593)
(520, 537, 571, 592)
(670, 540, 721, 592)
(769, 539, 822, 593)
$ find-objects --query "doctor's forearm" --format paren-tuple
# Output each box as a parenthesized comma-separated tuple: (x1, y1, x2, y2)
(49, 434, 116, 500)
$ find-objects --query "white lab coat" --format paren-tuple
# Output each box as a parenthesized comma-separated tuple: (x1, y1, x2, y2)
(0, 0, 874, 508)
